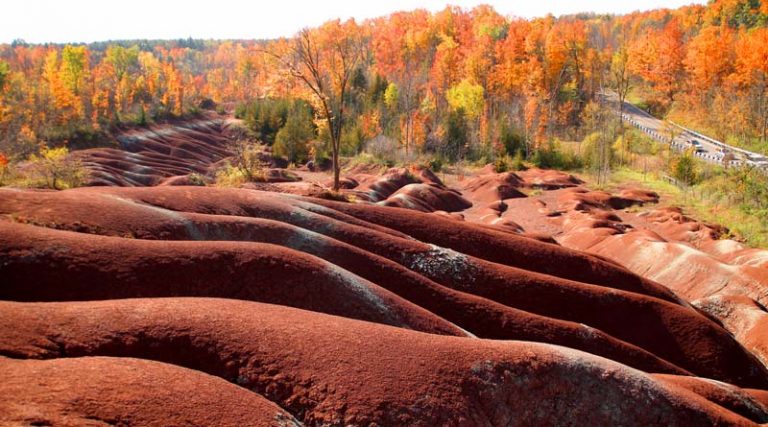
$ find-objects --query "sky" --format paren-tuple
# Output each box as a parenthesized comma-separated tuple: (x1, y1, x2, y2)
(3, 0, 706, 44)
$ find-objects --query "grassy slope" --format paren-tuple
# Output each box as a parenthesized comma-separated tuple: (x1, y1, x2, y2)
(576, 167, 768, 248)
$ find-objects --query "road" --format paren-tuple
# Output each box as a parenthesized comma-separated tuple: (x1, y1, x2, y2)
(604, 93, 768, 169)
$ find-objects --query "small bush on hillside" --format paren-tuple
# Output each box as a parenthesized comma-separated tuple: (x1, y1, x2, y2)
(214, 163, 245, 187)
(24, 146, 87, 189)
(39, 125, 108, 151)
(580, 132, 614, 169)
(511, 150, 527, 171)
(494, 154, 513, 173)
(442, 109, 468, 162)
(341, 123, 366, 156)
(494, 151, 527, 173)
(531, 142, 583, 170)
(364, 134, 399, 164)
(428, 157, 444, 173)
(235, 98, 314, 145)
(225, 121, 257, 142)
(229, 140, 267, 182)
(0, 153, 9, 185)
(215, 162, 265, 187)
(186, 105, 201, 116)
(670, 153, 698, 186)
(307, 140, 330, 167)
(348, 152, 394, 168)
(467, 142, 494, 165)
(187, 173, 207, 186)
(199, 98, 217, 110)
(134, 105, 148, 126)
(273, 105, 314, 163)
(500, 123, 525, 157)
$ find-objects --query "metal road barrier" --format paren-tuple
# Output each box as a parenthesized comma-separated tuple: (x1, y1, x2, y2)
(617, 110, 766, 170)
(605, 91, 767, 171)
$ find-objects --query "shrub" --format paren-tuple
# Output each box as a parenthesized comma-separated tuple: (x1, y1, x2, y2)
(0, 153, 9, 185)
(135, 105, 148, 126)
(26, 146, 87, 189)
(348, 152, 385, 168)
(494, 151, 528, 173)
(39, 125, 108, 151)
(580, 132, 614, 170)
(235, 98, 314, 145)
(186, 105, 201, 117)
(511, 150, 527, 171)
(340, 123, 365, 156)
(224, 121, 256, 141)
(670, 153, 698, 186)
(364, 134, 399, 164)
(467, 142, 494, 164)
(187, 173, 207, 186)
(214, 161, 266, 187)
(494, 154, 512, 173)
(500, 123, 525, 157)
(214, 163, 248, 187)
(531, 141, 583, 170)
(273, 105, 314, 163)
(442, 109, 468, 162)
(199, 98, 216, 110)
(428, 156, 444, 173)
(228, 140, 267, 182)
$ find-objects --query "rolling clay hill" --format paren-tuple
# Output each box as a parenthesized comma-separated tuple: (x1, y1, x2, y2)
(2, 121, 768, 425)
(72, 115, 233, 186)
(70, 114, 298, 187)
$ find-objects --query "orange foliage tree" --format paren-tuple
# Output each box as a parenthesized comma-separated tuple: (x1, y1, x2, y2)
(2, 0, 768, 163)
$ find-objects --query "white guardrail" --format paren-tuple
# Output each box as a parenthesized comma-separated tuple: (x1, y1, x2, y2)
(668, 121, 766, 162)
(619, 112, 758, 169)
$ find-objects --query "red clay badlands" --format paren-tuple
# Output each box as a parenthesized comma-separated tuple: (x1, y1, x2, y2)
(73, 117, 234, 186)
(2, 121, 768, 424)
(0, 298, 764, 426)
(0, 356, 300, 427)
(2, 183, 768, 425)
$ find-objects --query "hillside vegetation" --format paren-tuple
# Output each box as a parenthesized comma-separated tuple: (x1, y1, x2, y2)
(1, 0, 767, 158)
(1, 0, 767, 242)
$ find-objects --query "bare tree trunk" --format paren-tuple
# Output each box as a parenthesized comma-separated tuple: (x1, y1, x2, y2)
(327, 112, 342, 192)
(761, 94, 768, 144)
(332, 147, 340, 191)
(258, 27, 362, 193)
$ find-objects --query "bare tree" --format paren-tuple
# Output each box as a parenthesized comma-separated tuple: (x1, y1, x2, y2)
(610, 32, 632, 166)
(229, 139, 266, 181)
(263, 22, 364, 191)
(610, 40, 632, 120)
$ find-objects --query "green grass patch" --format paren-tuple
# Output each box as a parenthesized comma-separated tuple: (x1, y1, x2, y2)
(589, 167, 768, 248)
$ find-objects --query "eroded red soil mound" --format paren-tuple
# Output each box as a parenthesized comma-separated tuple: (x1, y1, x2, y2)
(2, 186, 767, 390)
(335, 164, 768, 393)
(3, 139, 768, 423)
(74, 118, 233, 186)
(338, 166, 472, 212)
(0, 356, 299, 427)
(694, 295, 768, 369)
(0, 219, 459, 337)
(0, 298, 763, 425)
(516, 168, 584, 189)
(72, 116, 298, 188)
(455, 168, 768, 374)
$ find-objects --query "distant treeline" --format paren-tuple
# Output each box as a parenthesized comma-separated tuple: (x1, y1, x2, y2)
(1, 0, 767, 162)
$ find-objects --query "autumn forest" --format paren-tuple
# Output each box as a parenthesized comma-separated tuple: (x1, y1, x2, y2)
(1, 0, 767, 176)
